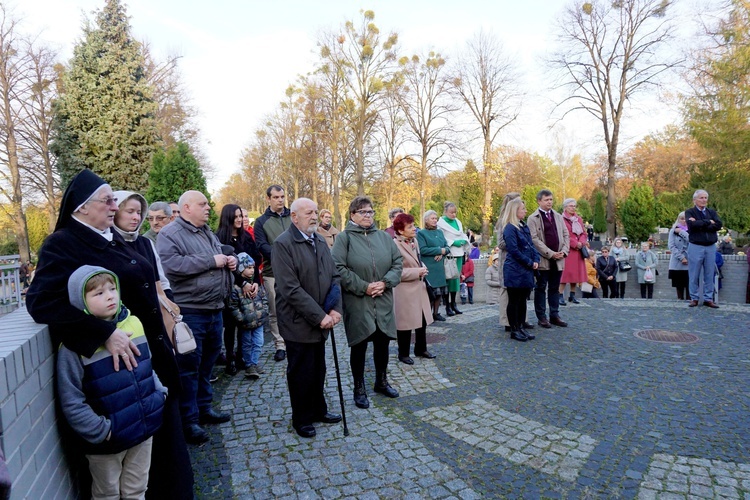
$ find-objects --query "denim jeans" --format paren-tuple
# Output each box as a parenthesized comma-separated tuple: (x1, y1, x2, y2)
(177, 310, 223, 426)
(240, 325, 264, 367)
(687, 243, 716, 302)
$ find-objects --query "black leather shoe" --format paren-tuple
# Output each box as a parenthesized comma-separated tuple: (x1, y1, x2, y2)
(538, 319, 552, 329)
(520, 328, 535, 340)
(224, 361, 237, 376)
(316, 412, 342, 424)
(510, 330, 528, 342)
(416, 350, 436, 359)
(446, 308, 455, 317)
(274, 349, 286, 362)
(199, 409, 231, 425)
(294, 424, 316, 438)
(398, 355, 414, 365)
(558, 296, 567, 306)
(569, 296, 580, 304)
(452, 305, 463, 314)
(184, 424, 209, 445)
(550, 317, 568, 327)
(522, 322, 535, 330)
(433, 313, 446, 322)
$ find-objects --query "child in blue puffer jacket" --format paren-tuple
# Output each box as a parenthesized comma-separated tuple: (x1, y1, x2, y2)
(57, 265, 166, 499)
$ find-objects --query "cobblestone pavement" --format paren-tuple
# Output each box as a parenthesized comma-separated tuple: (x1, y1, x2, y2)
(190, 298, 750, 499)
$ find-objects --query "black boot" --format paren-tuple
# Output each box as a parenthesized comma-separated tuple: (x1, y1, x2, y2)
(569, 292, 580, 304)
(444, 295, 455, 316)
(450, 292, 462, 314)
(373, 371, 399, 398)
(353, 378, 369, 409)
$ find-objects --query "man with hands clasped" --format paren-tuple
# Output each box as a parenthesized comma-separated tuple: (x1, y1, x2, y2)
(272, 198, 343, 438)
(526, 189, 570, 329)
(158, 190, 236, 444)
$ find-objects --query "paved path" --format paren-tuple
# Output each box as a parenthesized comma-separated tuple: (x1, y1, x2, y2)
(190, 299, 750, 499)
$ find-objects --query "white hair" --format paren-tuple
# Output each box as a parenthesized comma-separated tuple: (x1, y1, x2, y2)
(693, 189, 708, 200)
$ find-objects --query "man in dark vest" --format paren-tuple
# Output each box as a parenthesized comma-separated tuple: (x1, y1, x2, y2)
(527, 189, 570, 329)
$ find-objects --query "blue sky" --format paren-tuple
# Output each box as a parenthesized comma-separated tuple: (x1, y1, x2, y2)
(17, 0, 710, 191)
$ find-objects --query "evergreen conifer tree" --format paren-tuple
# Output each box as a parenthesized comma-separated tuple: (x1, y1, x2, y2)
(52, 0, 158, 190)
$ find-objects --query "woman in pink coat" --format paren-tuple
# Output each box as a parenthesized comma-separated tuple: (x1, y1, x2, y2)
(558, 198, 588, 304)
(392, 213, 436, 365)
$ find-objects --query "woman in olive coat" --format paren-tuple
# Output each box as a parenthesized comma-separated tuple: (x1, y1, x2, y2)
(332, 197, 403, 410)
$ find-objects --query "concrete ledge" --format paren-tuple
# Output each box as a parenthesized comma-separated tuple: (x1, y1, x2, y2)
(0, 308, 76, 500)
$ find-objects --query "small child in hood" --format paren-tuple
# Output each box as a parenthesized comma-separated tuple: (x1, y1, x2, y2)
(229, 253, 269, 379)
(57, 265, 166, 499)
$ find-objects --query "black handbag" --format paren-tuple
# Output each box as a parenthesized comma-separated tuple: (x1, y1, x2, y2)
(619, 260, 632, 272)
(580, 246, 590, 259)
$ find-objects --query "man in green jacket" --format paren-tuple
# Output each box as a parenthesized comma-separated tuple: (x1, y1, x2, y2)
(254, 185, 291, 361)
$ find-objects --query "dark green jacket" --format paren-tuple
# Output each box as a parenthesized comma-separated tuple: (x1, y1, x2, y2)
(331, 222, 402, 346)
(254, 206, 291, 278)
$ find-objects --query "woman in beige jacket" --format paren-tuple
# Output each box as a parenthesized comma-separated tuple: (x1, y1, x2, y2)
(392, 213, 436, 364)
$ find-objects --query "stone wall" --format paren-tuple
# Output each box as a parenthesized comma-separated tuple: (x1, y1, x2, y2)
(0, 309, 75, 499)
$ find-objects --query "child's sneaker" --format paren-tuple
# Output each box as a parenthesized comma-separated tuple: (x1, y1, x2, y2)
(245, 365, 261, 379)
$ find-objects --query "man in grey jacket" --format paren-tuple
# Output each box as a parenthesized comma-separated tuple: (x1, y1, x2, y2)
(157, 190, 236, 444)
(272, 198, 343, 438)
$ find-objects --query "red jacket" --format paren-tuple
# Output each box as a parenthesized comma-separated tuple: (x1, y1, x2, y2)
(461, 259, 475, 287)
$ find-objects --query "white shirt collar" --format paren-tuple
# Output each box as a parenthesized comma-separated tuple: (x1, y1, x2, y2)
(72, 215, 114, 241)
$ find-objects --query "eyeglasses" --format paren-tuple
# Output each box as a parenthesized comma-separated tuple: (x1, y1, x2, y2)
(146, 215, 169, 222)
(89, 197, 118, 206)
(355, 210, 375, 216)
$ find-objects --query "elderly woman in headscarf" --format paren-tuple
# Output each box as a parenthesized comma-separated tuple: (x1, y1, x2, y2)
(437, 201, 470, 315)
(558, 198, 588, 305)
(26, 170, 194, 499)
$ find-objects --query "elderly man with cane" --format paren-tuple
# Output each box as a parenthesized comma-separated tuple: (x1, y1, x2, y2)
(272, 197, 345, 438)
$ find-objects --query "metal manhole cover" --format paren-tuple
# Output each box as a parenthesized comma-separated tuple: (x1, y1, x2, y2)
(634, 329, 700, 344)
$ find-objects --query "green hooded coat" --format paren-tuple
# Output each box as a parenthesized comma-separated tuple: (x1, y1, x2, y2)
(331, 222, 403, 346)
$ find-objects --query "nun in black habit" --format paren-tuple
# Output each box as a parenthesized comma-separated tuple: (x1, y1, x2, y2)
(26, 169, 195, 499)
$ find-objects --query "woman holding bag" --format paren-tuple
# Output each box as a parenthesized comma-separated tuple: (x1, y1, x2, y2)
(636, 242, 658, 299)
(392, 213, 436, 364)
(611, 237, 629, 298)
(437, 201, 470, 315)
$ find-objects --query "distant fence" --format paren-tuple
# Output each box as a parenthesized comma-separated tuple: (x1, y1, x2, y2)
(0, 256, 22, 315)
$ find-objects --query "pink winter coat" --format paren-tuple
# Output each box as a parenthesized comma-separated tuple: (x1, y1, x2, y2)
(560, 214, 588, 284)
(393, 236, 434, 331)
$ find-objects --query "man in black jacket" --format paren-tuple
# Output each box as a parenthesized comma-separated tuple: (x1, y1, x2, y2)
(272, 198, 343, 438)
(686, 189, 722, 308)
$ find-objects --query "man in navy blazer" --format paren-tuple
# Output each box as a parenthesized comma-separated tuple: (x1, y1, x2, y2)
(685, 189, 722, 308)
